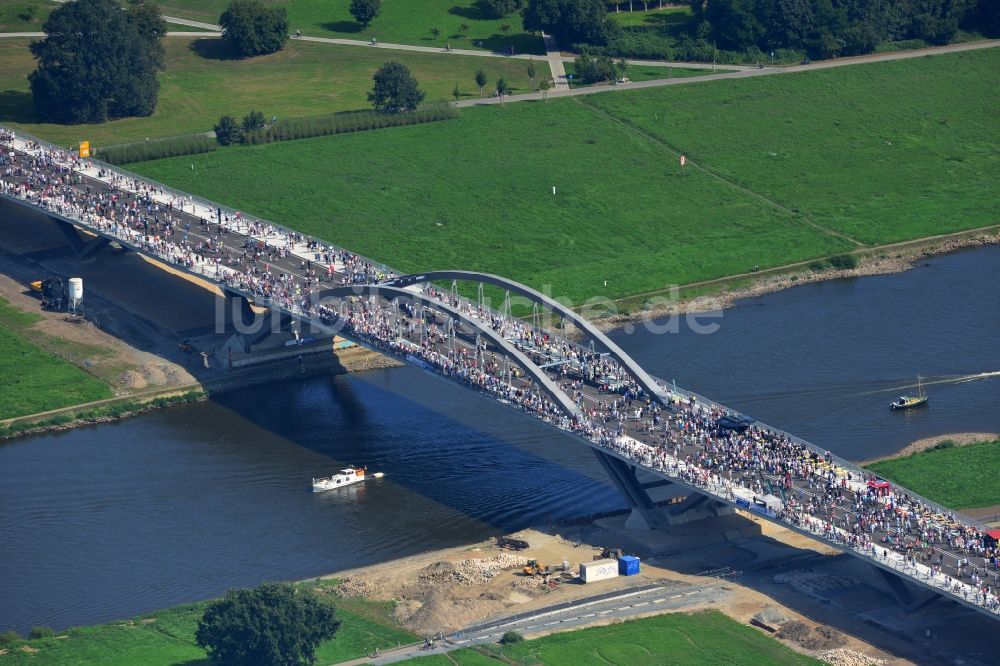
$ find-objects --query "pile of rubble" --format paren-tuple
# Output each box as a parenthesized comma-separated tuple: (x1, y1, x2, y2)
(417, 554, 529, 588)
(818, 648, 887, 666)
(776, 621, 846, 651)
(333, 576, 380, 599)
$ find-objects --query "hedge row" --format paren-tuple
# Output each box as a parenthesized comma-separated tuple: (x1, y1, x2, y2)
(242, 106, 458, 144)
(96, 134, 217, 165)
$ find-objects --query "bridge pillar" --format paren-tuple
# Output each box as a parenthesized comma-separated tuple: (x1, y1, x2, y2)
(592, 450, 661, 530)
(872, 564, 942, 612)
(218, 291, 296, 354)
(664, 491, 734, 526)
(52, 217, 112, 258)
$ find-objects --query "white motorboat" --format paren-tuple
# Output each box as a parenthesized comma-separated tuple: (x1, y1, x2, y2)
(312, 466, 384, 492)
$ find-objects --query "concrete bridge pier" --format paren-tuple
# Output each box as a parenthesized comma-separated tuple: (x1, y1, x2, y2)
(593, 450, 734, 531)
(52, 216, 113, 258)
(218, 291, 298, 354)
(873, 564, 942, 612)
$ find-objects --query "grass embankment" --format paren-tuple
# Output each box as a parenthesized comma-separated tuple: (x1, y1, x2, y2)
(0, 581, 416, 665)
(150, 0, 545, 54)
(867, 440, 1000, 509)
(0, 36, 546, 146)
(0, 297, 111, 420)
(402, 611, 820, 665)
(130, 49, 998, 305)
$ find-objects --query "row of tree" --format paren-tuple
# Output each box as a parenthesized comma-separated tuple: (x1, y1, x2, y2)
(518, 0, 998, 57)
(690, 0, 1000, 57)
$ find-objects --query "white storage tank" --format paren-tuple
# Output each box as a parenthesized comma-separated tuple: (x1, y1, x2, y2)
(68, 277, 84, 301)
(580, 558, 619, 583)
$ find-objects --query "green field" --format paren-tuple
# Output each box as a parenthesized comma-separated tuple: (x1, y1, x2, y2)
(402, 610, 820, 665)
(0, 587, 416, 665)
(0, 297, 111, 420)
(0, 36, 547, 146)
(146, 0, 545, 53)
(868, 440, 1000, 509)
(126, 50, 1000, 304)
(130, 98, 851, 305)
(583, 49, 1000, 245)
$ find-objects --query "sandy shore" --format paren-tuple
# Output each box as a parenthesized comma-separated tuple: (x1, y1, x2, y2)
(861, 432, 998, 465)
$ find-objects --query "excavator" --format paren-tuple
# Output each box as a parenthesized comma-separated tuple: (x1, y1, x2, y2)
(30, 277, 65, 310)
(522, 559, 551, 576)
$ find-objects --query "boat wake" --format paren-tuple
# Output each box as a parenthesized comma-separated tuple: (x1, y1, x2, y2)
(859, 371, 1000, 396)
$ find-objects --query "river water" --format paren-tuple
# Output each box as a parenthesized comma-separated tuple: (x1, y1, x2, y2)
(1, 246, 998, 633)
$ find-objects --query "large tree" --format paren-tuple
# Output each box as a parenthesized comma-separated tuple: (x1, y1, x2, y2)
(486, 0, 525, 18)
(368, 61, 425, 112)
(523, 0, 612, 46)
(219, 0, 288, 57)
(29, 0, 166, 124)
(349, 0, 381, 28)
(196, 583, 340, 666)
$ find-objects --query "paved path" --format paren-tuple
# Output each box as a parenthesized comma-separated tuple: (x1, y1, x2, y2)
(543, 32, 570, 91)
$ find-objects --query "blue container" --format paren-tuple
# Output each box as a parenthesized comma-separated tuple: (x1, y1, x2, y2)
(618, 555, 640, 576)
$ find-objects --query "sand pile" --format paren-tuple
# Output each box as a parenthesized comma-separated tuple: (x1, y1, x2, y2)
(818, 648, 887, 666)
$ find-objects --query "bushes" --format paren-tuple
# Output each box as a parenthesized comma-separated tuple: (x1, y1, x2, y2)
(0, 630, 21, 646)
(500, 630, 524, 644)
(573, 52, 617, 83)
(96, 134, 216, 165)
(29, 627, 54, 639)
(829, 254, 858, 269)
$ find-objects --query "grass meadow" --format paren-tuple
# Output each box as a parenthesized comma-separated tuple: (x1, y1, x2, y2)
(128, 50, 999, 303)
(0, 297, 111, 420)
(401, 610, 821, 665)
(131, 98, 849, 305)
(0, 36, 547, 146)
(868, 440, 1000, 509)
(584, 48, 1000, 244)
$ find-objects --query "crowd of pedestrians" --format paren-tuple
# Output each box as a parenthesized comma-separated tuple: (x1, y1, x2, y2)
(2, 129, 997, 615)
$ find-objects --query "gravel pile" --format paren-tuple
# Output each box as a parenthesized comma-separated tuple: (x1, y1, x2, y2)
(118, 370, 147, 389)
(818, 648, 887, 666)
(418, 554, 529, 587)
(334, 576, 379, 598)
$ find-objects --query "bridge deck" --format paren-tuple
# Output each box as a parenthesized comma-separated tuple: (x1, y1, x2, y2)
(2, 126, 997, 620)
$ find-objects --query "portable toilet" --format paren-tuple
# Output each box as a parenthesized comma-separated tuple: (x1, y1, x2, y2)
(618, 555, 640, 576)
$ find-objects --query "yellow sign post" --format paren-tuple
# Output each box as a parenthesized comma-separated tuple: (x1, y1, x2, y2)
(79, 141, 90, 158)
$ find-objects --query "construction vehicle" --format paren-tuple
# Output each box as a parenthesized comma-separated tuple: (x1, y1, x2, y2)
(595, 547, 624, 561)
(522, 559, 551, 576)
(30, 277, 66, 310)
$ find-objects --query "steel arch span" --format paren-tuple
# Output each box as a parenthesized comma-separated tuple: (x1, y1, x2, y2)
(313, 284, 582, 419)
(385, 271, 669, 404)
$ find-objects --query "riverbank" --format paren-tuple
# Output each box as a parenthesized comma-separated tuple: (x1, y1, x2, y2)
(861, 431, 1000, 465)
(865, 438, 1000, 512)
(594, 227, 1000, 327)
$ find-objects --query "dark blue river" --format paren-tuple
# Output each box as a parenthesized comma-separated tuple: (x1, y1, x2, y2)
(1, 245, 998, 634)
